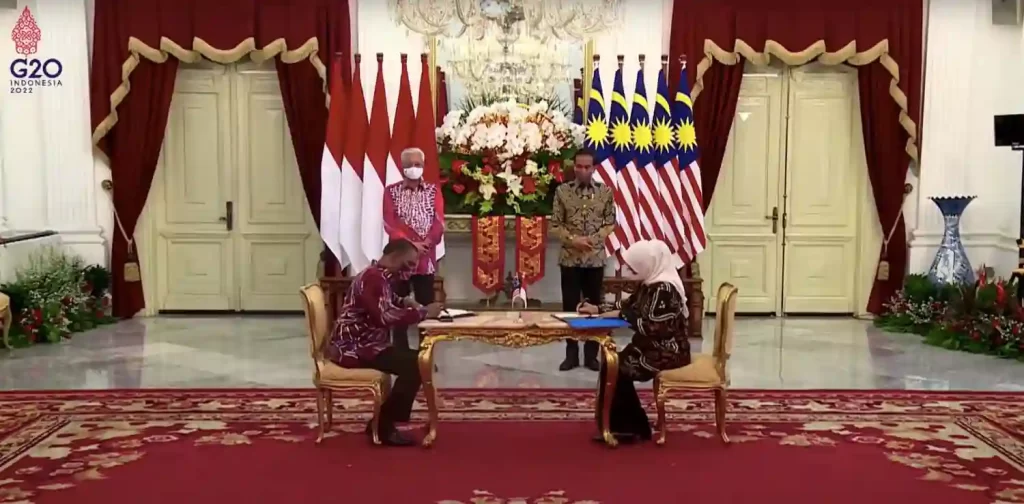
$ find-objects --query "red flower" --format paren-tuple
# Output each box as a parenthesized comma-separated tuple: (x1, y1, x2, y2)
(101, 297, 110, 307)
(496, 184, 507, 194)
(522, 176, 536, 195)
(453, 183, 466, 194)
(32, 309, 42, 321)
(95, 310, 104, 318)
(481, 165, 494, 176)
(997, 283, 1007, 304)
(511, 157, 527, 171)
(451, 160, 467, 176)
(971, 331, 982, 341)
(548, 160, 564, 182)
(978, 268, 988, 286)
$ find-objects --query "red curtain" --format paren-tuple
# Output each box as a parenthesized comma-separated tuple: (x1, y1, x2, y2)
(90, 0, 350, 318)
(668, 0, 922, 313)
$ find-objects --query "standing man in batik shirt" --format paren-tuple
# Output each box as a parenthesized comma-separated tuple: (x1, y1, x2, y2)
(550, 148, 616, 371)
(325, 239, 444, 446)
(383, 147, 445, 350)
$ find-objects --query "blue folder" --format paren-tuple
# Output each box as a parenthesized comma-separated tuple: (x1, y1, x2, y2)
(564, 317, 631, 330)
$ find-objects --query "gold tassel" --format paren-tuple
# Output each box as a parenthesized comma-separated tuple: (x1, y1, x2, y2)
(124, 260, 141, 282)
(876, 259, 890, 281)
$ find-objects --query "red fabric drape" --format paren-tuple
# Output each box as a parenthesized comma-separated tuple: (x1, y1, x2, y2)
(90, 0, 350, 318)
(668, 0, 922, 313)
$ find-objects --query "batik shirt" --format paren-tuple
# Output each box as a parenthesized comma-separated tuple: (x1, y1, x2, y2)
(550, 180, 616, 267)
(604, 282, 691, 381)
(325, 262, 426, 367)
(383, 182, 445, 275)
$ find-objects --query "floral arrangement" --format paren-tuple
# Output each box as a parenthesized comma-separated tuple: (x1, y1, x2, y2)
(436, 100, 586, 216)
(0, 246, 116, 347)
(876, 268, 1024, 360)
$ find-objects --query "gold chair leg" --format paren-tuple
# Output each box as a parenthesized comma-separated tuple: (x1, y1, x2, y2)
(1, 306, 11, 350)
(370, 384, 383, 446)
(714, 388, 729, 444)
(314, 388, 326, 444)
(325, 389, 334, 429)
(654, 379, 667, 446)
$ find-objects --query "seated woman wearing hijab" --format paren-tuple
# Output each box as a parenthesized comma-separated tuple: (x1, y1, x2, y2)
(578, 239, 690, 443)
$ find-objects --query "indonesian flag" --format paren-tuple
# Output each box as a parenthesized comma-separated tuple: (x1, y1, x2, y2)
(319, 54, 348, 266)
(415, 54, 445, 259)
(361, 54, 391, 263)
(389, 54, 414, 187)
(339, 56, 370, 272)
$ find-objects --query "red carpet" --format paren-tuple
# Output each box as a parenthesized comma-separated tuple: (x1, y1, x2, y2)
(2, 389, 1024, 503)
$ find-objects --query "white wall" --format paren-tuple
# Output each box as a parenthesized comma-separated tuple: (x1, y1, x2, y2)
(0, 0, 106, 265)
(8, 0, 1020, 285)
(910, 0, 1024, 276)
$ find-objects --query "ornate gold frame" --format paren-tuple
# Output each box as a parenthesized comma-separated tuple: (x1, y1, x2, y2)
(417, 326, 621, 447)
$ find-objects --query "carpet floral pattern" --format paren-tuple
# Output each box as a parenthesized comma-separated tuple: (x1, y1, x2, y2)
(1, 389, 1024, 502)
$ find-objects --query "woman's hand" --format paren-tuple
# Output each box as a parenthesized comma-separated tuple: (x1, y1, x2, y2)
(577, 302, 600, 315)
(599, 310, 621, 319)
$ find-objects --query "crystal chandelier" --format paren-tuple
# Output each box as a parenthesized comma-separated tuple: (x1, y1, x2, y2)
(388, 0, 622, 41)
(443, 28, 573, 101)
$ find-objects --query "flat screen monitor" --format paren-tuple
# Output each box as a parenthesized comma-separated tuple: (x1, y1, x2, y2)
(995, 114, 1024, 147)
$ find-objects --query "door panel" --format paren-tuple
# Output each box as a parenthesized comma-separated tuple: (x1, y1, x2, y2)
(700, 68, 785, 314)
(782, 65, 860, 313)
(234, 68, 321, 311)
(155, 67, 235, 311)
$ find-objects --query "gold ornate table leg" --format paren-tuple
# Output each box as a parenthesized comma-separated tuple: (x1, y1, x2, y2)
(417, 337, 440, 447)
(598, 337, 619, 448)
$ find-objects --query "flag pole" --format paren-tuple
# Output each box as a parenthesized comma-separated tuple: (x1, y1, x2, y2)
(583, 40, 595, 118)
(426, 36, 439, 115)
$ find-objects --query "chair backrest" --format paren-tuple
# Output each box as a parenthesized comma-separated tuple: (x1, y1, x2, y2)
(299, 284, 330, 364)
(712, 283, 738, 378)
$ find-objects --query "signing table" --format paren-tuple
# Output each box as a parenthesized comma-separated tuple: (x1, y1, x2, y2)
(417, 311, 621, 447)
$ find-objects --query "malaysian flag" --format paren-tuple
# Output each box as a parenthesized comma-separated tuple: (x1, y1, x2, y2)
(667, 62, 707, 263)
(629, 67, 669, 245)
(583, 65, 621, 254)
(608, 66, 642, 250)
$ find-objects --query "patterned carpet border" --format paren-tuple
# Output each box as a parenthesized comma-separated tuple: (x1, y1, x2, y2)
(4, 389, 1024, 502)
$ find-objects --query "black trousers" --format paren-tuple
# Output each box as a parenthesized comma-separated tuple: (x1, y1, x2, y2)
(360, 346, 421, 432)
(560, 266, 602, 358)
(392, 274, 435, 350)
(596, 360, 653, 439)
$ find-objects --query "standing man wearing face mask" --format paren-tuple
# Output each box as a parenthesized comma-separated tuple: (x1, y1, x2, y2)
(550, 148, 616, 371)
(383, 147, 446, 350)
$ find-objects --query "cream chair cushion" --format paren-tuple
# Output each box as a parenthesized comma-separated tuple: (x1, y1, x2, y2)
(315, 359, 388, 385)
(658, 354, 725, 386)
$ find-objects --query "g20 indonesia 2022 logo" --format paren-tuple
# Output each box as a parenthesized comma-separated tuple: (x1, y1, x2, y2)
(8, 6, 63, 94)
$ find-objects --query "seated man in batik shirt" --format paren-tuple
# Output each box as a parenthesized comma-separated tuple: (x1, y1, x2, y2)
(324, 239, 443, 447)
(383, 147, 445, 350)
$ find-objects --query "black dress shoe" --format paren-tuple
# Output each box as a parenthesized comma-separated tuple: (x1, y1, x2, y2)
(380, 430, 416, 447)
(583, 356, 600, 372)
(559, 354, 580, 371)
(591, 432, 640, 444)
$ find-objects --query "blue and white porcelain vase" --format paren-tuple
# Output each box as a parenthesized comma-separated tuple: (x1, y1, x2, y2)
(926, 196, 975, 285)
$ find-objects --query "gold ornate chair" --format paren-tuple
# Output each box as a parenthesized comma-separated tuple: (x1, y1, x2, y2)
(299, 284, 390, 445)
(0, 292, 11, 349)
(653, 283, 738, 445)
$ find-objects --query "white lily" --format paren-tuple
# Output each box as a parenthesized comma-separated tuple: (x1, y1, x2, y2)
(479, 181, 497, 201)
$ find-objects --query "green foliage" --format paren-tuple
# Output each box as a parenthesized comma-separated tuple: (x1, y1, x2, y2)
(876, 268, 1024, 361)
(0, 246, 116, 346)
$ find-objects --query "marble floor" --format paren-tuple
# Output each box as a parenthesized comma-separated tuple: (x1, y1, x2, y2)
(2, 315, 1024, 391)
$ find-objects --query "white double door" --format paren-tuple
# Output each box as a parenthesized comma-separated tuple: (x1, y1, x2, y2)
(143, 60, 320, 312)
(697, 62, 880, 315)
